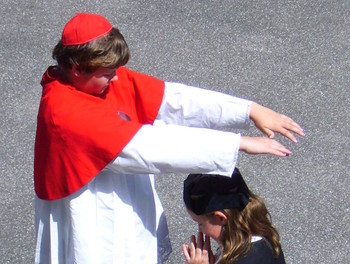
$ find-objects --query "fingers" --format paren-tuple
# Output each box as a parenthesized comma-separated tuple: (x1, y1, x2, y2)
(189, 241, 196, 256)
(182, 244, 191, 262)
(280, 115, 304, 132)
(250, 103, 305, 143)
(188, 241, 197, 261)
(184, 241, 198, 263)
(267, 120, 304, 142)
(203, 235, 211, 252)
(269, 140, 291, 157)
(191, 235, 197, 248)
(260, 138, 290, 157)
(262, 121, 304, 143)
(197, 232, 204, 249)
(263, 128, 275, 139)
(201, 248, 209, 261)
(281, 129, 298, 143)
(183, 241, 209, 264)
(204, 235, 214, 264)
(240, 136, 292, 156)
(183, 233, 211, 264)
(280, 116, 305, 140)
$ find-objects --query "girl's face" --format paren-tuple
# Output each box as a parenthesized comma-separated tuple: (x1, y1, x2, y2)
(187, 209, 225, 242)
(70, 67, 118, 95)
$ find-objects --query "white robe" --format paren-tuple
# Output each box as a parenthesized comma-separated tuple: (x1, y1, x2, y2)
(35, 82, 251, 264)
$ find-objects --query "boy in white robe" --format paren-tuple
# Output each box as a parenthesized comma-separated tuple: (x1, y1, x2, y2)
(34, 13, 304, 264)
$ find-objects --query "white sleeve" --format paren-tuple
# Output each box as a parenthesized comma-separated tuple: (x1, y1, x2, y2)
(108, 123, 241, 176)
(156, 82, 252, 129)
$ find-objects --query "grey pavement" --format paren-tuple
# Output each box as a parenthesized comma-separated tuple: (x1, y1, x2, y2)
(1, 1, 349, 263)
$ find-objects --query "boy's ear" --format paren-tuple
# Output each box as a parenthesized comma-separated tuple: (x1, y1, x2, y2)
(71, 64, 81, 77)
(213, 211, 227, 225)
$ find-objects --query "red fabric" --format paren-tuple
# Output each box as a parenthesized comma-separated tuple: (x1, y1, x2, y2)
(61, 13, 112, 46)
(34, 67, 165, 200)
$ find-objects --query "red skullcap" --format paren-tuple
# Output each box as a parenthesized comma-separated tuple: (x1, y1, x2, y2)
(61, 13, 113, 46)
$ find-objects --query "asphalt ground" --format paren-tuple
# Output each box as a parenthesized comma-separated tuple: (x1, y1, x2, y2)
(0, 1, 349, 263)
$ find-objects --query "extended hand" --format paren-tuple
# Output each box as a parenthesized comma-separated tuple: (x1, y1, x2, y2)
(250, 103, 305, 143)
(240, 136, 292, 157)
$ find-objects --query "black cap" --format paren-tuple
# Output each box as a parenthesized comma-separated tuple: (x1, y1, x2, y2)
(183, 168, 250, 215)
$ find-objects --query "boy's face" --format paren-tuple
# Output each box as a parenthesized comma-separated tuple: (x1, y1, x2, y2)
(71, 67, 118, 95)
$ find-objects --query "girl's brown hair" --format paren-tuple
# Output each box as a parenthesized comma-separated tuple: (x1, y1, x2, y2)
(52, 27, 130, 73)
(217, 192, 281, 264)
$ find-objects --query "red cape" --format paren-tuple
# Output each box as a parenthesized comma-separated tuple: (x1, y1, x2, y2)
(34, 67, 165, 200)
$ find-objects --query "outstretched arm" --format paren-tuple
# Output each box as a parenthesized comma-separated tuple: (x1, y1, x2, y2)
(249, 102, 305, 143)
(156, 82, 251, 129)
(157, 82, 304, 143)
(108, 124, 293, 176)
